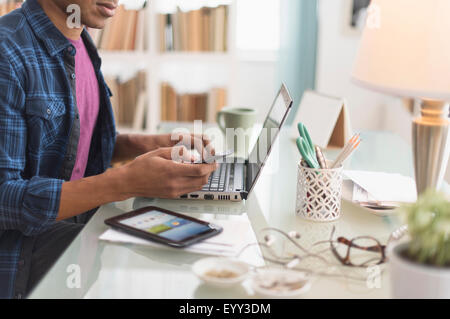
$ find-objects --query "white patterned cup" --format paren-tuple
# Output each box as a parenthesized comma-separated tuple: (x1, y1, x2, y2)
(296, 161, 343, 222)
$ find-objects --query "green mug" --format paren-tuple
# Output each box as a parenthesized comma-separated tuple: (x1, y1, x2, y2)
(216, 107, 257, 133)
(216, 107, 257, 157)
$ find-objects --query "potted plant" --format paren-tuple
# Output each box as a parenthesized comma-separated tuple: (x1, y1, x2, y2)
(389, 190, 450, 299)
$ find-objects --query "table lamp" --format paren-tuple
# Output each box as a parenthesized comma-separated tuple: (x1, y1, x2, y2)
(352, 0, 450, 195)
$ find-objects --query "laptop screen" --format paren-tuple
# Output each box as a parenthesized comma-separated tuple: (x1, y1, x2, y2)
(245, 84, 293, 194)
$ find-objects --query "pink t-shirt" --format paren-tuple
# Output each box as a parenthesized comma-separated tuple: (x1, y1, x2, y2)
(69, 37, 100, 181)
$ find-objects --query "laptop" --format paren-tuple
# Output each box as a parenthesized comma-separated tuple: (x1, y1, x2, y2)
(180, 83, 293, 202)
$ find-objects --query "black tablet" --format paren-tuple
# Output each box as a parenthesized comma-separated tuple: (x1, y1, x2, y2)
(104, 206, 223, 248)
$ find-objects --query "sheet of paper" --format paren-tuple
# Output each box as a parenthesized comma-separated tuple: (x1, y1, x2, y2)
(344, 170, 417, 203)
(99, 218, 261, 262)
(352, 182, 377, 202)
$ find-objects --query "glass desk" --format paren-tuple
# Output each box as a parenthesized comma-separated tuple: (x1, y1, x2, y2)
(30, 129, 441, 299)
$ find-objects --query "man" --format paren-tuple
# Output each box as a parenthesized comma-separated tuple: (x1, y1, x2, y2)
(0, 0, 217, 298)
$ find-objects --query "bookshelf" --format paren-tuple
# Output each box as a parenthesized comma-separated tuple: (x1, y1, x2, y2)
(2, 0, 239, 134)
(98, 0, 237, 134)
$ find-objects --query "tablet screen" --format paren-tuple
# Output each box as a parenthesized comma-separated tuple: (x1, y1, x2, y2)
(118, 210, 212, 242)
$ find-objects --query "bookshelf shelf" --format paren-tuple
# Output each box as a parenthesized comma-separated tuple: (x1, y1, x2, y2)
(99, 51, 150, 63)
(116, 126, 148, 135)
(157, 52, 232, 63)
(99, 50, 148, 56)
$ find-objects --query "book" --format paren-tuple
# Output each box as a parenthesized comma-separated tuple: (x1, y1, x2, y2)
(160, 83, 227, 123)
(104, 71, 147, 129)
(91, 4, 146, 51)
(213, 5, 227, 52)
(207, 88, 227, 123)
(167, 84, 178, 122)
(99, 18, 113, 49)
(88, 28, 103, 47)
(105, 5, 125, 50)
(0, 0, 22, 16)
(134, 9, 146, 51)
(201, 7, 212, 51)
(132, 92, 147, 130)
(104, 76, 120, 121)
(171, 11, 181, 51)
(158, 14, 167, 52)
(159, 5, 229, 52)
(177, 8, 189, 51)
(189, 9, 202, 51)
(160, 82, 178, 121)
(124, 9, 138, 51)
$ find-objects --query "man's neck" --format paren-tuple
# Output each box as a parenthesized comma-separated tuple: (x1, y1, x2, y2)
(37, 0, 83, 40)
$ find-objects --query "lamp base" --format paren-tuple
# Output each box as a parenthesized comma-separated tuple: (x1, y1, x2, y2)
(412, 100, 450, 195)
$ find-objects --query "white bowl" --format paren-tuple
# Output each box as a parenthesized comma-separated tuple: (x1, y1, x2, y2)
(192, 257, 250, 288)
(251, 268, 311, 298)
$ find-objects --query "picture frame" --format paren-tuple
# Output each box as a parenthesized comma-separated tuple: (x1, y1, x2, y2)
(342, 0, 371, 36)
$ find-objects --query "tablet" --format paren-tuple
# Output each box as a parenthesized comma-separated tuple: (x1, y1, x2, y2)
(104, 206, 223, 248)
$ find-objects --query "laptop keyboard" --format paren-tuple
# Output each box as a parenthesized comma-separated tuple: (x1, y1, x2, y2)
(202, 163, 230, 192)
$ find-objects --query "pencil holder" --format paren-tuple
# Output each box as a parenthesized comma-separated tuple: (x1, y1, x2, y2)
(296, 161, 343, 222)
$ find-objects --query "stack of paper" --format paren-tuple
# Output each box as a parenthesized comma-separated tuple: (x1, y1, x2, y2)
(99, 218, 259, 259)
(344, 170, 417, 204)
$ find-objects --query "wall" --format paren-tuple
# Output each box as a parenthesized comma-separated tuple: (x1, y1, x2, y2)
(278, 0, 318, 123)
(232, 60, 278, 123)
(316, 0, 410, 136)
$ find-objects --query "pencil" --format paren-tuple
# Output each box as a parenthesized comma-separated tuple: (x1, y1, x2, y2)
(331, 133, 360, 168)
(333, 139, 361, 168)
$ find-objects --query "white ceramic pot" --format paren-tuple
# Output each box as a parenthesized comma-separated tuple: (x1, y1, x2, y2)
(389, 243, 450, 299)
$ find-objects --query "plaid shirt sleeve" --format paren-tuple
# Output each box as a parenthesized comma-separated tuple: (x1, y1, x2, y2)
(0, 50, 63, 236)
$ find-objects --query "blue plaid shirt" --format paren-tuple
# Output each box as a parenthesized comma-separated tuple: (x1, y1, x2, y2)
(0, 0, 116, 298)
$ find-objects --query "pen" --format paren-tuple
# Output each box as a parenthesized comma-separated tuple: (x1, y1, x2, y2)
(315, 146, 328, 169)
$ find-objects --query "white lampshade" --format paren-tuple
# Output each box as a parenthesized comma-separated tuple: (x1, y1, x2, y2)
(352, 0, 450, 100)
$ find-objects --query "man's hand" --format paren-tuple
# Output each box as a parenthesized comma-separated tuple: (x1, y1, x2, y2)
(119, 146, 218, 199)
(158, 133, 215, 162)
(112, 133, 215, 164)
(58, 145, 217, 221)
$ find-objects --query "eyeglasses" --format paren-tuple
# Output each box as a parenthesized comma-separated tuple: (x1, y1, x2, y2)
(237, 225, 407, 276)
(327, 226, 386, 267)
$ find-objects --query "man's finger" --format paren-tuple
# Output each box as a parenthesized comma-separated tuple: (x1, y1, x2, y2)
(178, 175, 211, 189)
(191, 133, 212, 146)
(156, 146, 194, 162)
(192, 136, 216, 160)
(172, 162, 218, 177)
(173, 133, 216, 161)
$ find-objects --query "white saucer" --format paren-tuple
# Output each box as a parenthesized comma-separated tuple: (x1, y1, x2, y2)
(192, 257, 250, 288)
(251, 268, 311, 298)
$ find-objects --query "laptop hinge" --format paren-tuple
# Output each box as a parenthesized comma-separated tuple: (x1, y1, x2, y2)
(244, 160, 250, 193)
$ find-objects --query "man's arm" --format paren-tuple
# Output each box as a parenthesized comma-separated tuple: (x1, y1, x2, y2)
(112, 134, 160, 163)
(57, 168, 125, 221)
(0, 51, 62, 236)
(58, 147, 217, 220)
